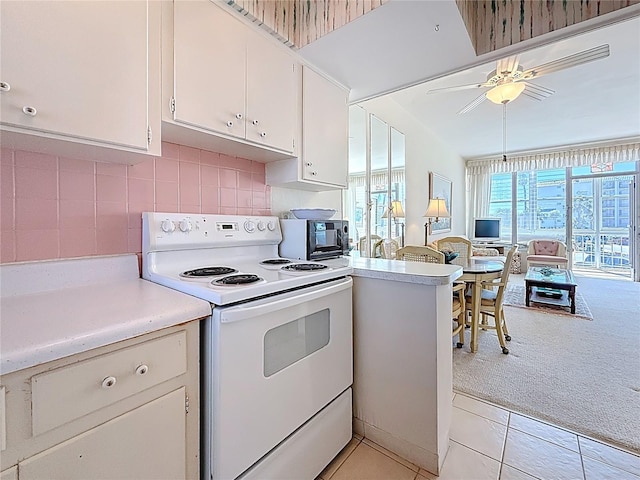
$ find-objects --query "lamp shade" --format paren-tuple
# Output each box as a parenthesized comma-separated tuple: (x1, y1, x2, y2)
(486, 82, 525, 105)
(424, 198, 450, 218)
(382, 200, 405, 219)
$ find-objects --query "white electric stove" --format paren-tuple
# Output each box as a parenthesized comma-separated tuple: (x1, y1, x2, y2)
(142, 212, 353, 480)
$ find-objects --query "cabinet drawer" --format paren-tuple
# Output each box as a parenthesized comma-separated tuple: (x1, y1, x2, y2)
(31, 331, 187, 436)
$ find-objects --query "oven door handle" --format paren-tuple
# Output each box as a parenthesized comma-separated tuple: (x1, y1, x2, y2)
(218, 277, 352, 323)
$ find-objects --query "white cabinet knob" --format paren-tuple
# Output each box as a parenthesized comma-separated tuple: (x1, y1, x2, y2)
(22, 106, 37, 116)
(226, 120, 234, 127)
(235, 113, 243, 119)
(259, 132, 267, 138)
(252, 119, 259, 125)
(102, 376, 117, 389)
(311, 171, 318, 176)
(305, 162, 313, 167)
(135, 364, 149, 376)
(161, 220, 175, 233)
(0, 82, 10, 92)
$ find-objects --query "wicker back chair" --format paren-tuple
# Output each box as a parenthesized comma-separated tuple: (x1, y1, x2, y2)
(397, 245, 466, 347)
(396, 245, 444, 264)
(436, 236, 473, 266)
(358, 235, 382, 257)
(378, 239, 400, 259)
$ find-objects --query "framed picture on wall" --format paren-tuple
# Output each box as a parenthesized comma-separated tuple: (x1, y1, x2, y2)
(429, 172, 452, 233)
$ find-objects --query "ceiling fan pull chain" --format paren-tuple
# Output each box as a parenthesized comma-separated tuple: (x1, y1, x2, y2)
(502, 103, 507, 162)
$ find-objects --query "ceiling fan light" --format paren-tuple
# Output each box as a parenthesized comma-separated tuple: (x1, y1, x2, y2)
(486, 82, 526, 104)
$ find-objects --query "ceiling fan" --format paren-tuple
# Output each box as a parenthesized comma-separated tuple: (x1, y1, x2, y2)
(427, 44, 610, 114)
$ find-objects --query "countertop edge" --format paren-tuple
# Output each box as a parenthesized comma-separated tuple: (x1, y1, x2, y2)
(1, 280, 212, 376)
(351, 266, 463, 285)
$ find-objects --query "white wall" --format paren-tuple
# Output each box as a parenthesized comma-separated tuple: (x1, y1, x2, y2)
(270, 187, 343, 219)
(358, 96, 467, 246)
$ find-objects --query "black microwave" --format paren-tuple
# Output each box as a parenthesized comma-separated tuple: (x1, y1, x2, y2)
(278, 219, 349, 260)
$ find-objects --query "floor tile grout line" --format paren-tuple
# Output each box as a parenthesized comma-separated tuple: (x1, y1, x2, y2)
(321, 437, 362, 480)
(361, 437, 420, 473)
(455, 390, 640, 459)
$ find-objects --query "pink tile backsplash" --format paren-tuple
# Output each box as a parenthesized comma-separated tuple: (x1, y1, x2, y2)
(0, 142, 271, 263)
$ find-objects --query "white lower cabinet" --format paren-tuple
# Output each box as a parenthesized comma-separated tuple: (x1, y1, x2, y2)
(0, 323, 199, 480)
(20, 388, 186, 480)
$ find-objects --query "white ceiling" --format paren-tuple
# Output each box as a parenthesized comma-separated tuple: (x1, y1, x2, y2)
(298, 0, 640, 159)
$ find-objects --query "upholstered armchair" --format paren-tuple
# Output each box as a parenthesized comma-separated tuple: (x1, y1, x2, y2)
(526, 240, 569, 268)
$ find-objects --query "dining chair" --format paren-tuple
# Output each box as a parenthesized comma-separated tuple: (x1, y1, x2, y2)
(396, 245, 444, 263)
(464, 245, 517, 354)
(378, 238, 400, 259)
(358, 235, 382, 257)
(397, 245, 466, 346)
(436, 236, 473, 266)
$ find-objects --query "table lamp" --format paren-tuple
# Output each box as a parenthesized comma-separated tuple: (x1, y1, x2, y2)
(423, 198, 450, 245)
(382, 200, 405, 247)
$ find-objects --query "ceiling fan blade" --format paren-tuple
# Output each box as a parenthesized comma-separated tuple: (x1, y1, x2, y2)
(427, 82, 489, 94)
(521, 82, 555, 101)
(522, 44, 610, 80)
(496, 55, 520, 75)
(457, 92, 487, 115)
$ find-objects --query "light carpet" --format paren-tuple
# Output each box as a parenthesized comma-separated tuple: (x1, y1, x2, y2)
(503, 284, 593, 320)
(453, 275, 640, 454)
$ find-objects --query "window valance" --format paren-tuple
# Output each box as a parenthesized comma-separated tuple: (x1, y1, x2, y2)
(349, 168, 405, 187)
(466, 142, 640, 175)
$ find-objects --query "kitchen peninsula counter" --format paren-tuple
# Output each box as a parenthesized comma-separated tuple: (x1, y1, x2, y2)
(345, 254, 461, 476)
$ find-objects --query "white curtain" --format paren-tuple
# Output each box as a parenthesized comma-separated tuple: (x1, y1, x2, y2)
(464, 142, 640, 237)
(466, 142, 640, 173)
(466, 166, 492, 237)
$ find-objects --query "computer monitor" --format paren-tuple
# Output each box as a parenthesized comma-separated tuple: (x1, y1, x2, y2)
(473, 218, 501, 242)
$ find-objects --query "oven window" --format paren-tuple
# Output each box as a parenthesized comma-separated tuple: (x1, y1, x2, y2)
(263, 309, 330, 377)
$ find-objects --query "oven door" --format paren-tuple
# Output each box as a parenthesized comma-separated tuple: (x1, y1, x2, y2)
(203, 277, 353, 480)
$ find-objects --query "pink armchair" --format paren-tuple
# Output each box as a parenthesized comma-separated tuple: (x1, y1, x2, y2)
(526, 240, 569, 268)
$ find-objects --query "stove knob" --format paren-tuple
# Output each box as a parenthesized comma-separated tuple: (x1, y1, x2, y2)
(244, 220, 256, 233)
(267, 221, 276, 231)
(257, 221, 266, 231)
(161, 220, 176, 233)
(179, 219, 192, 232)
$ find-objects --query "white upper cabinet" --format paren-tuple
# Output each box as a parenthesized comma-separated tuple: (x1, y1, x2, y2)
(266, 66, 349, 191)
(167, 0, 298, 159)
(0, 1, 161, 164)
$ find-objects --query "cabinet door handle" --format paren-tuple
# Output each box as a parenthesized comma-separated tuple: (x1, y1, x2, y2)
(305, 162, 313, 167)
(101, 376, 117, 389)
(22, 106, 37, 116)
(235, 113, 243, 119)
(259, 132, 267, 138)
(0, 82, 10, 92)
(252, 119, 259, 125)
(226, 120, 233, 127)
(135, 364, 149, 376)
(311, 171, 317, 176)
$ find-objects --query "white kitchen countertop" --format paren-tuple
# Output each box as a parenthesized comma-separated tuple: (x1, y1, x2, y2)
(0, 255, 211, 375)
(348, 255, 462, 285)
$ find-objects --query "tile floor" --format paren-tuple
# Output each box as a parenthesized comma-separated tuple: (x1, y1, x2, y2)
(319, 393, 640, 480)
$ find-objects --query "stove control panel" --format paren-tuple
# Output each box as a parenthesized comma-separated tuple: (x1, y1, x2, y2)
(143, 213, 282, 250)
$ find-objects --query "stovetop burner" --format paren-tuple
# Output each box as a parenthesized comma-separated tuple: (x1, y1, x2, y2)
(260, 258, 292, 265)
(282, 263, 329, 272)
(180, 267, 238, 278)
(213, 274, 263, 286)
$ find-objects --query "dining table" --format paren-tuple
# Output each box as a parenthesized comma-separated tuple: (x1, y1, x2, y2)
(458, 257, 506, 353)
